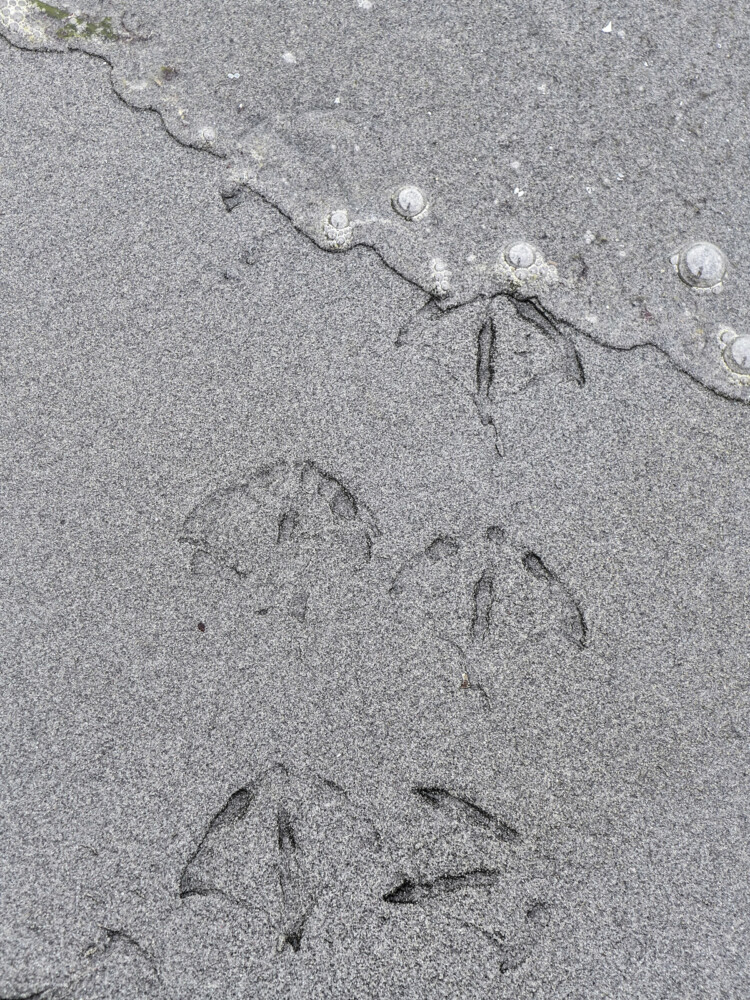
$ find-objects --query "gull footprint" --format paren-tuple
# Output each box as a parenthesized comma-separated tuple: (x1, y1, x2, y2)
(179, 459, 380, 620)
(390, 525, 588, 655)
(0, 930, 162, 1000)
(382, 785, 548, 972)
(398, 296, 584, 457)
(179, 765, 380, 956)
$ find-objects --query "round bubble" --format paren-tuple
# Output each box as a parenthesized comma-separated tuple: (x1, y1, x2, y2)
(729, 335, 750, 372)
(504, 241, 536, 269)
(678, 242, 726, 289)
(329, 209, 349, 229)
(393, 186, 426, 219)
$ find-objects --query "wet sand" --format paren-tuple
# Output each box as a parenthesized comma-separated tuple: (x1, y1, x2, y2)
(1, 5, 749, 998)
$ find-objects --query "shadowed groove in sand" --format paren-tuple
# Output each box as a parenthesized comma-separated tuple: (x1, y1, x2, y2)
(412, 786, 520, 843)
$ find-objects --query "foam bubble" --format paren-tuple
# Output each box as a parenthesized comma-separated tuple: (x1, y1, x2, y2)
(323, 209, 353, 250)
(671, 242, 727, 293)
(720, 328, 750, 377)
(393, 185, 427, 220)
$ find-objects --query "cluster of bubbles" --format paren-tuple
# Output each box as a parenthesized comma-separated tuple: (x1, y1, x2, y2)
(322, 209, 353, 251)
(0, 0, 31, 34)
(719, 328, 750, 378)
(319, 184, 744, 378)
(497, 240, 559, 287)
(429, 258, 452, 298)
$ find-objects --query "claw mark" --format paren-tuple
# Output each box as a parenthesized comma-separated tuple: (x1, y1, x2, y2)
(383, 869, 503, 904)
(412, 786, 519, 843)
(277, 916, 306, 953)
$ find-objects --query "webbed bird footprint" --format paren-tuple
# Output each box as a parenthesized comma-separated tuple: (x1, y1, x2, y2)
(179, 765, 380, 955)
(398, 296, 584, 456)
(8, 929, 163, 1000)
(381, 784, 549, 973)
(390, 525, 587, 652)
(179, 459, 379, 620)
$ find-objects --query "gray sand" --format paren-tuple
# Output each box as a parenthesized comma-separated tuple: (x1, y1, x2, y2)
(1, 4, 749, 999)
